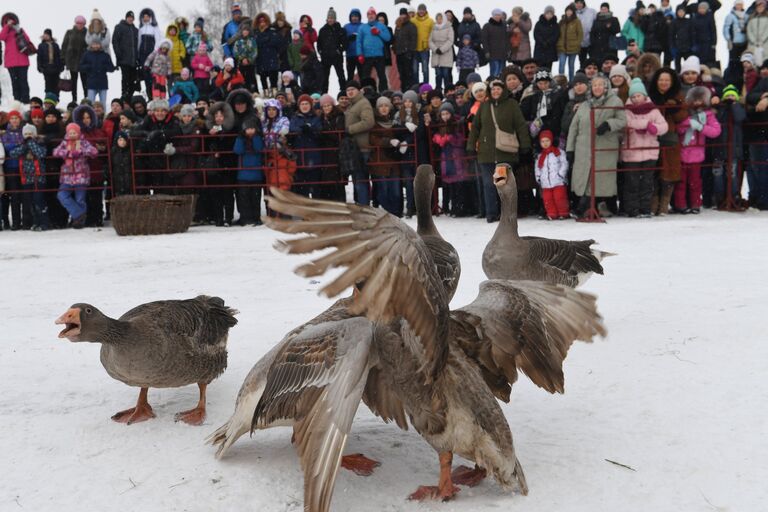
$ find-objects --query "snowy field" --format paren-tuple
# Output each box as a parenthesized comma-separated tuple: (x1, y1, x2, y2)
(2, 210, 766, 512)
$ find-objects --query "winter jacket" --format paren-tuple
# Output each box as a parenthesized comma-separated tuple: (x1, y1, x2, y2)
(138, 9, 162, 64)
(171, 79, 199, 103)
(535, 150, 568, 188)
(691, 11, 717, 60)
(368, 119, 400, 177)
(642, 12, 669, 54)
(256, 26, 282, 72)
(746, 77, 768, 142)
(345, 93, 375, 152)
(214, 69, 245, 93)
(357, 21, 392, 58)
(164, 25, 186, 74)
(145, 49, 171, 77)
(576, 6, 596, 47)
(1, 125, 23, 173)
(233, 134, 265, 182)
(394, 18, 417, 55)
(317, 22, 347, 60)
(300, 53, 324, 94)
(621, 98, 669, 162)
(79, 49, 115, 90)
(300, 18, 318, 54)
(621, 17, 645, 51)
(723, 9, 748, 46)
(9, 138, 47, 186)
(412, 13, 435, 52)
(221, 16, 240, 58)
(507, 14, 532, 61)
(344, 10, 363, 56)
(533, 15, 560, 64)
(112, 19, 138, 66)
(467, 89, 532, 164)
(432, 124, 468, 183)
(429, 21, 454, 68)
(233, 35, 257, 65)
(37, 40, 63, 75)
(670, 16, 694, 55)
(481, 18, 509, 61)
(288, 41, 302, 72)
(520, 87, 568, 143)
(566, 89, 626, 196)
(557, 16, 583, 55)
(191, 53, 213, 79)
(62, 27, 87, 72)
(456, 46, 479, 69)
(747, 12, 768, 64)
(0, 22, 30, 68)
(110, 145, 132, 195)
(85, 29, 111, 55)
(289, 110, 322, 166)
(456, 17, 482, 48)
(713, 100, 746, 161)
(677, 109, 721, 163)
(53, 138, 98, 186)
(590, 12, 620, 61)
(185, 30, 212, 55)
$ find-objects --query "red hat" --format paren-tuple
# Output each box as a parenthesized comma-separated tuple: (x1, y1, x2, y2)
(30, 108, 45, 120)
(539, 130, 554, 142)
(297, 94, 313, 105)
(66, 123, 81, 136)
(367, 6, 377, 16)
(7, 110, 22, 120)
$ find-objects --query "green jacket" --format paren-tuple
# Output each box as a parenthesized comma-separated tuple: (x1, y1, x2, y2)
(467, 92, 531, 164)
(287, 42, 302, 72)
(233, 36, 258, 65)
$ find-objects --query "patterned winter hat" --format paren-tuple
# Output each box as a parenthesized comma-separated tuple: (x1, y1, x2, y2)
(534, 68, 552, 82)
(721, 84, 740, 102)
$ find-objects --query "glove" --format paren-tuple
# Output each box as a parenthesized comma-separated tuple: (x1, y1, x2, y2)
(405, 122, 417, 132)
(399, 141, 408, 154)
(163, 143, 176, 156)
(371, 27, 380, 36)
(596, 122, 611, 135)
(646, 121, 658, 135)
(358, 55, 365, 64)
(390, 139, 400, 147)
(566, 151, 575, 164)
(436, 48, 443, 55)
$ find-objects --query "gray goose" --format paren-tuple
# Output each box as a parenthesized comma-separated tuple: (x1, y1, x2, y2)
(483, 164, 613, 286)
(248, 188, 605, 509)
(56, 296, 238, 425)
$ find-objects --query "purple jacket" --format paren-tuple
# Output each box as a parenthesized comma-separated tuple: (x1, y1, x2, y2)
(53, 138, 98, 186)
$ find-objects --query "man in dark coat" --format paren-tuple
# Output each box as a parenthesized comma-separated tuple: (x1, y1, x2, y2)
(393, 8, 417, 91)
(533, 6, 560, 70)
(456, 7, 482, 50)
(589, 3, 621, 65)
(481, 9, 509, 77)
(37, 29, 63, 95)
(642, 5, 669, 60)
(690, 1, 717, 66)
(317, 8, 347, 93)
(61, 15, 88, 101)
(670, 5, 694, 70)
(112, 11, 139, 102)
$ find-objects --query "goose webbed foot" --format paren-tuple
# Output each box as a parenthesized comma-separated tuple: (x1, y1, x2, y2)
(175, 383, 207, 426)
(451, 464, 487, 487)
(112, 387, 156, 425)
(408, 451, 460, 502)
(341, 453, 381, 476)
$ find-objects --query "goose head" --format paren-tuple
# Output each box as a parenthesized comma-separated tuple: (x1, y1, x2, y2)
(56, 303, 108, 342)
(493, 164, 518, 197)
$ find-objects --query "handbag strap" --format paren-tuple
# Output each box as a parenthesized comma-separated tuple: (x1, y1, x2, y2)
(490, 103, 501, 130)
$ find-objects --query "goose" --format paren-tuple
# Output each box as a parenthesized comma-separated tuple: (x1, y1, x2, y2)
(55, 296, 238, 425)
(483, 164, 613, 286)
(243, 188, 605, 510)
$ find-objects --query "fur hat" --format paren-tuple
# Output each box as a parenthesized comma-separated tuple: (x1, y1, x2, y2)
(179, 104, 197, 117)
(686, 85, 711, 106)
(680, 55, 701, 75)
(628, 77, 648, 97)
(22, 124, 37, 137)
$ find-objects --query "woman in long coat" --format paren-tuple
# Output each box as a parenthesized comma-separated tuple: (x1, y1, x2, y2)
(566, 75, 625, 214)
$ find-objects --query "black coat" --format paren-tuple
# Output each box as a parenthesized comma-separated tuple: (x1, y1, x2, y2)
(112, 19, 139, 67)
(590, 12, 620, 61)
(61, 26, 87, 72)
(481, 18, 509, 61)
(746, 77, 768, 142)
(690, 12, 716, 58)
(456, 18, 482, 48)
(642, 12, 668, 53)
(520, 87, 568, 144)
(36, 40, 63, 74)
(393, 19, 417, 55)
(301, 54, 324, 94)
(533, 15, 559, 65)
(670, 17, 694, 54)
(256, 27, 282, 72)
(317, 22, 347, 61)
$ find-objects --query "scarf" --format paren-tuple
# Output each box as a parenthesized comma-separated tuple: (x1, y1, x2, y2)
(537, 88, 553, 119)
(538, 145, 561, 169)
(683, 110, 707, 146)
(626, 99, 656, 115)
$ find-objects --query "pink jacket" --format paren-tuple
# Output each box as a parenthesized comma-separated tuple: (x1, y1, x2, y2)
(677, 109, 721, 164)
(53, 138, 99, 186)
(621, 98, 669, 163)
(0, 24, 31, 68)
(191, 54, 213, 79)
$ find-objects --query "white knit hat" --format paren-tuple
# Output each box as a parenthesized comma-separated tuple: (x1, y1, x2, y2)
(224, 57, 235, 68)
(680, 55, 701, 75)
(471, 81, 487, 96)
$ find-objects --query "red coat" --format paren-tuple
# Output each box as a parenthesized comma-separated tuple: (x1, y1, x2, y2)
(0, 23, 31, 68)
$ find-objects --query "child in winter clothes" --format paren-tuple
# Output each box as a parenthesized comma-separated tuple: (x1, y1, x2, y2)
(713, 85, 746, 206)
(37, 28, 64, 95)
(79, 40, 115, 105)
(185, 18, 212, 55)
(288, 30, 304, 79)
(535, 130, 570, 220)
(456, 34, 480, 84)
(262, 99, 296, 200)
(191, 43, 214, 95)
(170, 68, 199, 104)
(110, 130, 132, 196)
(233, 25, 258, 92)
(212, 58, 245, 101)
(2, 111, 27, 229)
(279, 71, 300, 98)
(165, 23, 186, 82)
(144, 39, 173, 99)
(432, 102, 471, 216)
(232, 117, 266, 225)
(53, 123, 99, 228)
(621, 78, 669, 217)
(8, 125, 50, 230)
(675, 86, 722, 213)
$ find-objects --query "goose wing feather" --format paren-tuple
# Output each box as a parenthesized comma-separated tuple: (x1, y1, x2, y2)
(523, 237, 605, 277)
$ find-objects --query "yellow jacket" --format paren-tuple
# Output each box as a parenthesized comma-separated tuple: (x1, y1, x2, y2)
(412, 14, 435, 52)
(166, 24, 187, 74)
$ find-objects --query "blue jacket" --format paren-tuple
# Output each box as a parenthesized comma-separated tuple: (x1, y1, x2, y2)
(1, 125, 24, 171)
(221, 18, 240, 57)
(344, 9, 362, 56)
(723, 10, 748, 45)
(356, 21, 391, 58)
(233, 135, 265, 182)
(171, 80, 199, 103)
(78, 49, 115, 90)
(289, 111, 322, 166)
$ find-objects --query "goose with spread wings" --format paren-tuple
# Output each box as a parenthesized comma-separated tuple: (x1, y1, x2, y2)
(483, 164, 614, 286)
(240, 183, 605, 510)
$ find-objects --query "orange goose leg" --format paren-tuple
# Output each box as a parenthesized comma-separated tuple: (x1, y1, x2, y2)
(175, 383, 207, 426)
(451, 464, 487, 487)
(112, 387, 156, 425)
(340, 453, 381, 476)
(408, 451, 460, 501)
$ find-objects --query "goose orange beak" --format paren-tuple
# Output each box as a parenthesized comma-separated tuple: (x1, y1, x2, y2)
(56, 308, 82, 340)
(493, 165, 508, 186)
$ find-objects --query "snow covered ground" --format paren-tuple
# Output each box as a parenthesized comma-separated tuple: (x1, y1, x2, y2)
(2, 209, 766, 512)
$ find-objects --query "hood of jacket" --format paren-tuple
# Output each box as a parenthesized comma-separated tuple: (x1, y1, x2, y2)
(139, 8, 157, 27)
(73, 105, 100, 132)
(301, 14, 314, 27)
(1, 12, 19, 27)
(206, 101, 235, 130)
(165, 23, 180, 39)
(349, 9, 362, 22)
(227, 88, 255, 117)
(264, 98, 283, 117)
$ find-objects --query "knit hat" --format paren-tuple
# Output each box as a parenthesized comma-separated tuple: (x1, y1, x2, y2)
(466, 72, 482, 85)
(426, 90, 444, 102)
(680, 55, 700, 75)
(471, 81, 488, 96)
(194, 17, 204, 28)
(231, 2, 242, 14)
(544, 5, 556, 14)
(149, 98, 170, 111)
(512, 6, 524, 15)
(408, 5, 417, 13)
(327, 8, 337, 20)
(66, 123, 81, 136)
(721, 84, 740, 102)
(75, 15, 86, 25)
(292, 29, 303, 38)
(464, 7, 473, 14)
(22, 124, 37, 137)
(180, 68, 191, 80)
(30, 108, 45, 120)
(126, 11, 135, 19)
(345, 79, 361, 90)
(741, 52, 755, 66)
(438, 102, 455, 114)
(628, 77, 648, 97)
(367, 7, 377, 16)
(571, 72, 590, 87)
(44, 92, 59, 106)
(462, 33, 472, 42)
(609, 64, 631, 83)
(418, 83, 433, 94)
(7, 110, 21, 120)
(403, 90, 420, 104)
(224, 57, 235, 68)
(116, 130, 130, 142)
(418, 3, 427, 11)
(492, 8, 505, 16)
(376, 96, 393, 109)
(43, 28, 53, 38)
(400, 7, 409, 15)
(180, 104, 197, 117)
(698, 1, 710, 9)
(534, 68, 552, 82)
(539, 129, 554, 143)
(283, 70, 295, 81)
(297, 94, 313, 105)
(319, 94, 336, 106)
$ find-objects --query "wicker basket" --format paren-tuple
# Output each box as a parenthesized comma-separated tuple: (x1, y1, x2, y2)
(110, 194, 197, 236)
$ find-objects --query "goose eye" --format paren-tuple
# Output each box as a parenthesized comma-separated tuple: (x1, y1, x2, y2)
(85, 307, 93, 314)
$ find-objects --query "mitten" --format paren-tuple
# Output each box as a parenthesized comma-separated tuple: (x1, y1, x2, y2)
(357, 55, 365, 64)
(405, 121, 417, 132)
(436, 48, 443, 55)
(596, 122, 611, 135)
(371, 27, 380, 36)
(390, 139, 400, 147)
(689, 117, 704, 131)
(399, 141, 408, 154)
(163, 143, 176, 156)
(646, 121, 658, 135)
